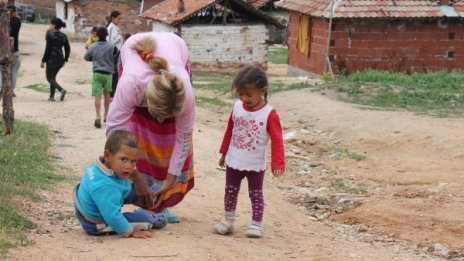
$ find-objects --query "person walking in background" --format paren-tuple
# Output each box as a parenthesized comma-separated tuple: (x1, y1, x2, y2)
(84, 27, 118, 129)
(107, 10, 123, 98)
(73, 129, 167, 238)
(40, 18, 70, 102)
(213, 66, 285, 238)
(85, 26, 98, 50)
(1, 6, 21, 96)
(9, 5, 21, 97)
(106, 32, 195, 223)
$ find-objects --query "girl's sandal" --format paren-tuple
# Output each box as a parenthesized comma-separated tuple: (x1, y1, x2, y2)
(213, 220, 233, 235)
(245, 224, 262, 238)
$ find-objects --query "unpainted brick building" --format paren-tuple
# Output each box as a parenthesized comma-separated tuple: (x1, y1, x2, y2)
(277, 0, 464, 75)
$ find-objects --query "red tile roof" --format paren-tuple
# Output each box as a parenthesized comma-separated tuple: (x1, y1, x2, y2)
(144, 0, 216, 25)
(276, 0, 463, 18)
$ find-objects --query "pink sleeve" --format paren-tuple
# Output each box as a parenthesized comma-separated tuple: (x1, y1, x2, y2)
(105, 73, 144, 137)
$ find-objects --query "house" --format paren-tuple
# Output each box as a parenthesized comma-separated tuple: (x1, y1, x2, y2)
(55, 0, 163, 38)
(276, 0, 464, 75)
(143, 0, 284, 70)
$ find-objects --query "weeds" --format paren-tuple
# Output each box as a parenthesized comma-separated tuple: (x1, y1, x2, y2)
(0, 120, 64, 256)
(333, 179, 367, 194)
(195, 96, 229, 107)
(269, 46, 288, 64)
(324, 70, 464, 117)
(24, 83, 48, 93)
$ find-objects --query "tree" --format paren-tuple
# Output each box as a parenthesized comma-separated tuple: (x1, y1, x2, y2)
(0, 2, 14, 134)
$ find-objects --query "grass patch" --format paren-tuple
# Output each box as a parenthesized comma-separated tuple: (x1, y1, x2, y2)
(0, 120, 64, 256)
(271, 81, 314, 93)
(323, 70, 464, 117)
(193, 72, 233, 94)
(333, 179, 367, 194)
(75, 79, 90, 85)
(195, 96, 229, 107)
(24, 83, 48, 93)
(269, 46, 288, 64)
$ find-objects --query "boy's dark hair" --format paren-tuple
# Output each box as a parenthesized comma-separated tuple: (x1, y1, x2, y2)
(96, 26, 108, 41)
(105, 130, 139, 154)
(50, 17, 66, 29)
(91, 26, 98, 33)
(232, 66, 269, 101)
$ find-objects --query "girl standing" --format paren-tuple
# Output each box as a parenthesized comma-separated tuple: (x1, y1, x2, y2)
(107, 10, 123, 98)
(41, 18, 70, 101)
(213, 66, 285, 238)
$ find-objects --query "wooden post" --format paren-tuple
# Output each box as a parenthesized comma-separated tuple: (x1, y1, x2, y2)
(0, 2, 14, 135)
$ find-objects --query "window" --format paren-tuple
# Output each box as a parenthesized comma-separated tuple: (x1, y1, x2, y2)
(449, 32, 455, 40)
(64, 2, 68, 20)
(447, 51, 454, 59)
(330, 40, 335, 47)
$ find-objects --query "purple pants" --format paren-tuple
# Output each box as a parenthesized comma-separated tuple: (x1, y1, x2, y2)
(224, 167, 265, 222)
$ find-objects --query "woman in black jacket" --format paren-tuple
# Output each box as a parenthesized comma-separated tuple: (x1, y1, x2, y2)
(41, 18, 70, 101)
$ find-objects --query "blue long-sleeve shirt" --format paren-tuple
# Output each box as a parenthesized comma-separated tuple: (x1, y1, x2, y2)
(77, 158, 132, 235)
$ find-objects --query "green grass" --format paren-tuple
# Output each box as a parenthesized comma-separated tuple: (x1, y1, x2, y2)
(0, 120, 64, 257)
(333, 179, 367, 194)
(271, 81, 314, 93)
(24, 83, 48, 93)
(269, 46, 288, 64)
(195, 96, 229, 107)
(193, 72, 234, 94)
(75, 79, 90, 85)
(324, 70, 464, 117)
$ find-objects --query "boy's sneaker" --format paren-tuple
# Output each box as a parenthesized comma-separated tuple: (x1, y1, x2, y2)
(246, 224, 263, 238)
(213, 220, 233, 235)
(60, 90, 67, 101)
(48, 97, 56, 102)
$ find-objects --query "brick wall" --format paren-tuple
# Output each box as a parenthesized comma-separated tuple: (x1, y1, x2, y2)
(183, 24, 269, 70)
(288, 10, 464, 75)
(56, 0, 152, 39)
(287, 11, 328, 75)
(330, 19, 464, 74)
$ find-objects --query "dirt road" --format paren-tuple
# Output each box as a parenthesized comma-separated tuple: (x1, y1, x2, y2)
(6, 23, 463, 260)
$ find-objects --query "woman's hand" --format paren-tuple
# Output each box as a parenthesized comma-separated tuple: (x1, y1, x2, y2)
(40, 62, 44, 68)
(152, 173, 177, 209)
(130, 229, 152, 239)
(130, 170, 154, 209)
(219, 154, 226, 168)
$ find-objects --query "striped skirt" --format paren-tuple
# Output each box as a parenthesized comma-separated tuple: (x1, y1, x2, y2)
(128, 106, 194, 209)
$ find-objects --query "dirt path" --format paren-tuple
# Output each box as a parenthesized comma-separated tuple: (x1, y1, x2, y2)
(5, 24, 463, 260)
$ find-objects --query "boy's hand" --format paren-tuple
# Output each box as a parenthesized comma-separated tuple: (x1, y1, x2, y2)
(219, 154, 226, 168)
(131, 229, 152, 239)
(272, 169, 285, 177)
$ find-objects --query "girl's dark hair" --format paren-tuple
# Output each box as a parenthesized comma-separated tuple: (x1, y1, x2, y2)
(91, 26, 98, 33)
(232, 66, 269, 102)
(105, 129, 139, 154)
(107, 10, 121, 26)
(50, 17, 66, 29)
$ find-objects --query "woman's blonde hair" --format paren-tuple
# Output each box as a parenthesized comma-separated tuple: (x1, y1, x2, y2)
(131, 36, 186, 119)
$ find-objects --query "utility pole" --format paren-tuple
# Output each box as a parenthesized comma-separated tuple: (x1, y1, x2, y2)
(0, 2, 14, 134)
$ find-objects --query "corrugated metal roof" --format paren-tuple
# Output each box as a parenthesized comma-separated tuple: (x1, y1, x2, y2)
(143, 0, 217, 25)
(275, 0, 463, 18)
